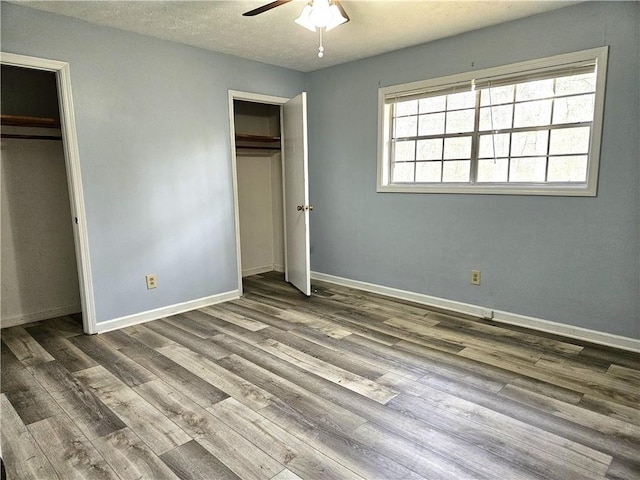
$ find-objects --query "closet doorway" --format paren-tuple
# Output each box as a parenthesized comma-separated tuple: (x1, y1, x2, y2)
(229, 91, 311, 296)
(233, 99, 285, 278)
(1, 53, 95, 334)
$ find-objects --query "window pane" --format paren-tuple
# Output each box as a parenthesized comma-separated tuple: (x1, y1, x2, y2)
(395, 115, 418, 138)
(479, 105, 513, 130)
(555, 73, 596, 96)
(514, 99, 552, 127)
(549, 127, 590, 155)
(479, 133, 510, 158)
(509, 157, 547, 182)
(446, 109, 475, 133)
(477, 158, 509, 182)
(392, 162, 415, 182)
(547, 155, 588, 182)
(394, 140, 416, 161)
(417, 139, 443, 160)
(480, 85, 514, 106)
(442, 160, 470, 182)
(447, 91, 475, 109)
(511, 130, 549, 156)
(416, 161, 442, 182)
(419, 96, 446, 113)
(418, 113, 445, 136)
(516, 79, 554, 101)
(552, 94, 595, 124)
(443, 136, 472, 159)
(395, 100, 418, 116)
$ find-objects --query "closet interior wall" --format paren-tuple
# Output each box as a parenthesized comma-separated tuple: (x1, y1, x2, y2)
(1, 65, 81, 328)
(234, 100, 285, 277)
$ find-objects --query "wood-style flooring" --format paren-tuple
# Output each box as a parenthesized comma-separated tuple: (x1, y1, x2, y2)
(2, 272, 640, 479)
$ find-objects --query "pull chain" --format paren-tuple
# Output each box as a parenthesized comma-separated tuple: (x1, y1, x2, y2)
(318, 27, 325, 58)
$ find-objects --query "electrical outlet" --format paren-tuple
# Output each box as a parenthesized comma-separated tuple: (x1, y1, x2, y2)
(146, 274, 157, 290)
(470, 270, 481, 285)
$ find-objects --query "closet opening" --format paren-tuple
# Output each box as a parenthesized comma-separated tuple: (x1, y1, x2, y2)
(233, 99, 286, 283)
(1, 64, 83, 330)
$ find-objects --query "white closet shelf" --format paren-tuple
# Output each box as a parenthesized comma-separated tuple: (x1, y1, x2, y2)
(1, 114, 62, 140)
(235, 134, 281, 153)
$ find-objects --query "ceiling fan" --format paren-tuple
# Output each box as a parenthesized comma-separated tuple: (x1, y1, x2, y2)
(243, 0, 350, 58)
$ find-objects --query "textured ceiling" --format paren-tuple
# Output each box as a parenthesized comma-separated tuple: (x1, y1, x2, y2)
(13, 1, 574, 72)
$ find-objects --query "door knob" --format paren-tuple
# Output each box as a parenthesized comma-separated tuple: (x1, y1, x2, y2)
(297, 205, 314, 211)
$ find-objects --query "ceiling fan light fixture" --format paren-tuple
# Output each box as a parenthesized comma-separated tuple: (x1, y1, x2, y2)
(294, 5, 316, 32)
(295, 0, 347, 32)
(324, 4, 348, 31)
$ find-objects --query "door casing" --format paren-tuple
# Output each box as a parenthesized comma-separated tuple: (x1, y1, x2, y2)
(228, 89, 311, 296)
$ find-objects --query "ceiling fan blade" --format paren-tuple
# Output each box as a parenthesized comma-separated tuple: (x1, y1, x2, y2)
(333, 0, 350, 23)
(243, 0, 293, 17)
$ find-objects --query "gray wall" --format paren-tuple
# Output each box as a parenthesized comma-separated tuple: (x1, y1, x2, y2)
(1, 2, 305, 323)
(306, 2, 640, 339)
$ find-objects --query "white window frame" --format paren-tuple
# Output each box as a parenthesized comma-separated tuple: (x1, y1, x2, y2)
(377, 47, 608, 196)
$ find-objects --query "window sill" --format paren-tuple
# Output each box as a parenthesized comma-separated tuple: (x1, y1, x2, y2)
(376, 183, 596, 196)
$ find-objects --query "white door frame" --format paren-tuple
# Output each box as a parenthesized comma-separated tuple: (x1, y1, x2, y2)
(228, 90, 290, 296)
(1, 52, 97, 334)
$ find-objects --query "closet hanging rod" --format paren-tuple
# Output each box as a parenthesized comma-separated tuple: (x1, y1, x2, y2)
(236, 145, 281, 151)
(1, 133, 62, 141)
(1, 114, 61, 129)
(235, 134, 281, 143)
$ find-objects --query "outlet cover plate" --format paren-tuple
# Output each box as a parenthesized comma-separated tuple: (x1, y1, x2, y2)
(146, 274, 157, 289)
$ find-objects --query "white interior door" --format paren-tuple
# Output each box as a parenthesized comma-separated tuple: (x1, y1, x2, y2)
(283, 92, 311, 296)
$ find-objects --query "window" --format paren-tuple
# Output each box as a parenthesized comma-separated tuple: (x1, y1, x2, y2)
(377, 47, 608, 195)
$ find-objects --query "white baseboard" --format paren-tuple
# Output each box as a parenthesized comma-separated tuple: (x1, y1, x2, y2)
(311, 272, 490, 318)
(490, 310, 640, 353)
(242, 264, 285, 277)
(311, 271, 640, 353)
(95, 290, 241, 334)
(1, 304, 82, 329)
(243, 265, 274, 277)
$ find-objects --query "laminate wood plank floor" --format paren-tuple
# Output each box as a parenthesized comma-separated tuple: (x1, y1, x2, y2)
(2, 271, 639, 480)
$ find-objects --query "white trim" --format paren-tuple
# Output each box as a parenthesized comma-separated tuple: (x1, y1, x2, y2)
(95, 290, 240, 334)
(490, 310, 640, 354)
(1, 52, 97, 334)
(376, 183, 598, 197)
(311, 271, 640, 353)
(228, 93, 244, 296)
(228, 90, 290, 106)
(242, 264, 287, 277)
(376, 47, 609, 197)
(228, 90, 291, 297)
(242, 264, 278, 277)
(1, 305, 82, 329)
(279, 106, 289, 283)
(312, 272, 490, 318)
